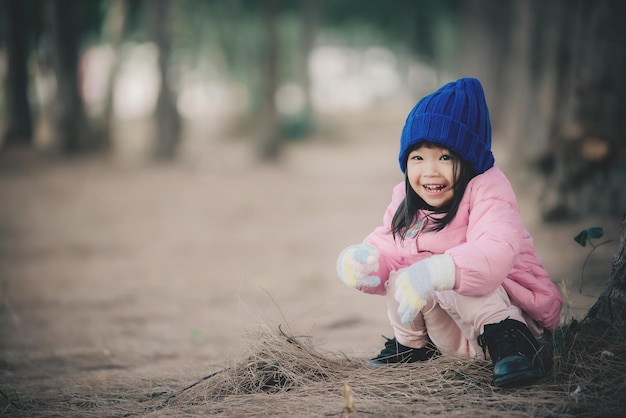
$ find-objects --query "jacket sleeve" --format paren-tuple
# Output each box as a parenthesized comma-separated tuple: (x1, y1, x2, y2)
(360, 183, 407, 295)
(446, 169, 525, 296)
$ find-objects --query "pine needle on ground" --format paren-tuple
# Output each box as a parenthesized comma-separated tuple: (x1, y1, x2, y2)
(157, 323, 626, 417)
(3, 322, 626, 417)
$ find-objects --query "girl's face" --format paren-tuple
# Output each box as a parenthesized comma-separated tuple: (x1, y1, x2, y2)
(406, 143, 459, 209)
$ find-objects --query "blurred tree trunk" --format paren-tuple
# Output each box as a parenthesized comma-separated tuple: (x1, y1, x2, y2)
(299, 0, 317, 132)
(491, 0, 531, 169)
(585, 213, 626, 329)
(524, 0, 571, 162)
(99, 0, 129, 151)
(2, 0, 33, 149)
(257, 0, 282, 160)
(536, 0, 626, 221)
(47, 0, 91, 153)
(150, 0, 181, 160)
(460, 0, 515, 123)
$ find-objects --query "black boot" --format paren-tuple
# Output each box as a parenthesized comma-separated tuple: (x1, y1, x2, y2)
(477, 318, 547, 387)
(367, 336, 439, 367)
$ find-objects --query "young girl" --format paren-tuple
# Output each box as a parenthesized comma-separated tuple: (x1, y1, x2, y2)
(337, 78, 563, 388)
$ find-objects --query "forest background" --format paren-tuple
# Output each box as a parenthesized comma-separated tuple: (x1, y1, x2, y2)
(1, 0, 626, 416)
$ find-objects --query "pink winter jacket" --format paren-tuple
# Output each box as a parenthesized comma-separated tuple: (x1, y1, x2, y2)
(362, 166, 563, 331)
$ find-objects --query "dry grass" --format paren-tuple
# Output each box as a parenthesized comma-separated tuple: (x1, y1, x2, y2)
(2, 322, 626, 417)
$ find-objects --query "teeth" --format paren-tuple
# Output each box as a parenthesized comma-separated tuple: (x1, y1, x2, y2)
(425, 185, 445, 192)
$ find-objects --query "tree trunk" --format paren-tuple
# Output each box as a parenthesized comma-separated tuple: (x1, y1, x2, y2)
(299, 0, 317, 131)
(536, 0, 626, 221)
(525, 0, 573, 163)
(2, 0, 33, 149)
(584, 213, 626, 329)
(460, 0, 515, 123)
(99, 0, 129, 151)
(150, 0, 181, 160)
(47, 0, 90, 153)
(257, 0, 282, 160)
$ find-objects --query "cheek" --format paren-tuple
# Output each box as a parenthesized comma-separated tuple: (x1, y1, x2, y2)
(407, 172, 421, 189)
(405, 176, 420, 196)
(406, 165, 422, 180)
(446, 168, 458, 184)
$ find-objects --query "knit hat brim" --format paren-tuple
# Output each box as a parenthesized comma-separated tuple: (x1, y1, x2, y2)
(400, 113, 494, 175)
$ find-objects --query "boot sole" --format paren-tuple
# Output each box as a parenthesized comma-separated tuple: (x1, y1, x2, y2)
(494, 368, 544, 388)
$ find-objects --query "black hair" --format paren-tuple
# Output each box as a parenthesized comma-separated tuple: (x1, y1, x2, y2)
(391, 142, 477, 241)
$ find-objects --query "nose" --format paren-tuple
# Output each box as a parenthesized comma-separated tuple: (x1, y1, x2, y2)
(423, 159, 439, 176)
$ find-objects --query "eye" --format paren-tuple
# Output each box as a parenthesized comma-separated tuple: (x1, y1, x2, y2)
(440, 154, 452, 161)
(410, 154, 423, 161)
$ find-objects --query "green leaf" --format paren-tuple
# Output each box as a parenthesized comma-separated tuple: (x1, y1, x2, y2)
(573, 227, 604, 247)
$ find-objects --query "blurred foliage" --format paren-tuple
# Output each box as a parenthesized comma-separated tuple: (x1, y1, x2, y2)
(281, 114, 315, 141)
(2, 0, 625, 221)
(0, 0, 460, 119)
(322, 0, 461, 50)
(76, 1, 460, 78)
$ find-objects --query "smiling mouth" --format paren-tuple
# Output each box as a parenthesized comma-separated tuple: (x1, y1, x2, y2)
(423, 184, 447, 192)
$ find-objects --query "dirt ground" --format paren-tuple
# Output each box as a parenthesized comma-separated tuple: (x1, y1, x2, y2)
(0, 107, 621, 416)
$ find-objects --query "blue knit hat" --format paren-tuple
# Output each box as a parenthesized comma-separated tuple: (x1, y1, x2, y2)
(399, 77, 494, 174)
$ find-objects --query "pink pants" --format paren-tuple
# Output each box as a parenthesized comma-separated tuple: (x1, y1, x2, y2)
(385, 276, 543, 357)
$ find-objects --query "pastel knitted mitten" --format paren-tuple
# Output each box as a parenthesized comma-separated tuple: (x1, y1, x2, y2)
(394, 254, 456, 324)
(337, 243, 381, 292)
